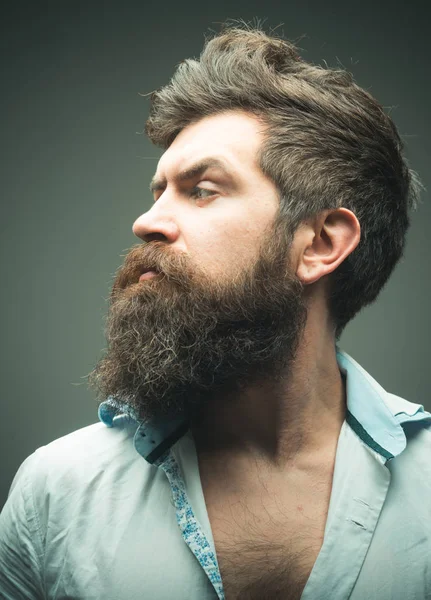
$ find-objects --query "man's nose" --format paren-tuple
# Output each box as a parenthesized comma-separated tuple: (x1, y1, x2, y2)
(132, 209, 179, 244)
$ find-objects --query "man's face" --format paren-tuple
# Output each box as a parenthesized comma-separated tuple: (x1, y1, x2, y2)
(89, 111, 309, 423)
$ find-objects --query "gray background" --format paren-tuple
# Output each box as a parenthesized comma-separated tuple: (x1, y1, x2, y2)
(1, 0, 429, 510)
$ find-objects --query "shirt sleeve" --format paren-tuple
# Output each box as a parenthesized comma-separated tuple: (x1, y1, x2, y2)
(0, 453, 46, 599)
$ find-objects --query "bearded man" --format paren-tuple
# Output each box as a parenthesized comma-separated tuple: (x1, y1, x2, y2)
(1, 22, 430, 600)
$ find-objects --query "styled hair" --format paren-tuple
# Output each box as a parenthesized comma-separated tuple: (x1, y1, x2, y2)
(145, 21, 424, 341)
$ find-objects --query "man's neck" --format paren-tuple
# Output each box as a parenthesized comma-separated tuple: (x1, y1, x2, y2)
(191, 342, 346, 477)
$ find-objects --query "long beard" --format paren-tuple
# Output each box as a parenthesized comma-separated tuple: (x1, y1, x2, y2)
(88, 224, 308, 423)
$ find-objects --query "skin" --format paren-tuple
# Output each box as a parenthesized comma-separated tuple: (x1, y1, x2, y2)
(90, 109, 361, 483)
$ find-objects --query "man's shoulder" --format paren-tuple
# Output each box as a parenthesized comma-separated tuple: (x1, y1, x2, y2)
(11, 416, 146, 511)
(383, 392, 431, 479)
(384, 392, 431, 425)
(399, 413, 431, 459)
(38, 415, 138, 468)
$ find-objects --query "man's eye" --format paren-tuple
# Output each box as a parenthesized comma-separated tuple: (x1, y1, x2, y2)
(190, 186, 216, 200)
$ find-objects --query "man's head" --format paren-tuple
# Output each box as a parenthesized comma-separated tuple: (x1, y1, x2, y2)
(88, 23, 422, 424)
(145, 24, 423, 340)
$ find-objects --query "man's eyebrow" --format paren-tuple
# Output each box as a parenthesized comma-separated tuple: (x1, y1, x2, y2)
(149, 158, 235, 194)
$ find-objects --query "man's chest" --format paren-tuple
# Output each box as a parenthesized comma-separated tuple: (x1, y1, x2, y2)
(201, 468, 333, 600)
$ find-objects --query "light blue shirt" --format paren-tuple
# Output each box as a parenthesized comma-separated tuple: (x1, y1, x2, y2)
(1, 346, 431, 599)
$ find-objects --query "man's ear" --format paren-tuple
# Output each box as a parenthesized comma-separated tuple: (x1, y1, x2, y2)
(295, 208, 361, 286)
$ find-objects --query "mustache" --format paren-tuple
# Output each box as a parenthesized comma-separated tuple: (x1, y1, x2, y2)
(111, 242, 188, 291)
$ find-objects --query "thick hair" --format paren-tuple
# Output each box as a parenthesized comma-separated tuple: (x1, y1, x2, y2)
(145, 22, 424, 341)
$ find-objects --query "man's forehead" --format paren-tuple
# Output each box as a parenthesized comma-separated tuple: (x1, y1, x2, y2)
(154, 113, 265, 180)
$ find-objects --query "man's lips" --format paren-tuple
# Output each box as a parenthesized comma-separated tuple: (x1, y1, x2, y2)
(139, 270, 159, 282)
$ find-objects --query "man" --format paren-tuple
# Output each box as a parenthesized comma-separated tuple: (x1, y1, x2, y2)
(1, 23, 430, 600)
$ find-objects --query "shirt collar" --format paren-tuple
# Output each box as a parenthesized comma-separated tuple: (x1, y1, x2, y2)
(336, 347, 431, 461)
(97, 397, 189, 465)
(98, 345, 431, 465)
